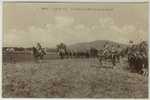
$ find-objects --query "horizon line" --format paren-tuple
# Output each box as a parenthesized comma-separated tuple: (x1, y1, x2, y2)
(3, 39, 147, 48)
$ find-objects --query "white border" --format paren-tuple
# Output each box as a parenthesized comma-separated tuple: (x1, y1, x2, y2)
(0, 0, 149, 100)
(1, 0, 149, 3)
(0, 0, 2, 99)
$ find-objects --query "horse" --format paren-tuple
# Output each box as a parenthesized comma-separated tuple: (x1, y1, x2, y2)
(32, 47, 46, 62)
(57, 48, 66, 59)
(97, 50, 117, 67)
(127, 43, 148, 74)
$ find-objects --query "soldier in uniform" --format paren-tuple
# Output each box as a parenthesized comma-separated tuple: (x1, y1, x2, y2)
(36, 43, 46, 59)
(127, 40, 134, 55)
(111, 45, 117, 66)
(116, 45, 121, 62)
(36, 42, 42, 52)
(103, 43, 109, 58)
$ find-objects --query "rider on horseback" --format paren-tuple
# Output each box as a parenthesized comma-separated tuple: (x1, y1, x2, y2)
(103, 43, 109, 57)
(36, 42, 46, 55)
(32, 43, 46, 62)
(110, 45, 117, 66)
(36, 42, 42, 53)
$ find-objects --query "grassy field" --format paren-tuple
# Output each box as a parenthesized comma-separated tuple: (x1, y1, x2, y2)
(2, 58, 148, 98)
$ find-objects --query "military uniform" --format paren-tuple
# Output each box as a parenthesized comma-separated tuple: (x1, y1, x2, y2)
(111, 46, 116, 66)
(103, 45, 109, 57)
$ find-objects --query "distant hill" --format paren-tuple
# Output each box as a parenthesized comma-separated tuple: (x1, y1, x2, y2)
(68, 40, 128, 51)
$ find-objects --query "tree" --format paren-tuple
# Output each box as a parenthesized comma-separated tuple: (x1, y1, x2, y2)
(90, 47, 98, 57)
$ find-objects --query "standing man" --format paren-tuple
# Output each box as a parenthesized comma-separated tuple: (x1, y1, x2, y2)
(111, 45, 116, 66)
(103, 43, 109, 57)
(116, 45, 121, 63)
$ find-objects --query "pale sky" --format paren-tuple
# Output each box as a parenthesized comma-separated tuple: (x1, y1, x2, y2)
(3, 2, 148, 48)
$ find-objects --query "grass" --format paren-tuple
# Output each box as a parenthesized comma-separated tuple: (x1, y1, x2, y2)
(2, 58, 148, 98)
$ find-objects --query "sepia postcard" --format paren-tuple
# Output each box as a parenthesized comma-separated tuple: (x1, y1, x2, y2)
(2, 1, 149, 98)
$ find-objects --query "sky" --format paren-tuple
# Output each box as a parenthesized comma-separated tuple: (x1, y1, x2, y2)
(3, 2, 148, 48)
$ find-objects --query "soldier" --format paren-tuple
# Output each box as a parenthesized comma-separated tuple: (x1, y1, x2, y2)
(97, 49, 103, 65)
(36, 42, 42, 51)
(128, 40, 134, 55)
(111, 45, 116, 66)
(35, 43, 46, 60)
(116, 45, 121, 62)
(103, 43, 109, 57)
(111, 45, 116, 53)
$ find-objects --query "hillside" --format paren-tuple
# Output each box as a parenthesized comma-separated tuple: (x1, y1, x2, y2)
(3, 40, 128, 52)
(68, 40, 128, 51)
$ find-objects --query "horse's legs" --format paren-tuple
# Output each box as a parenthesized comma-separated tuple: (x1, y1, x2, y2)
(98, 57, 103, 65)
(116, 55, 120, 63)
(60, 54, 63, 59)
(111, 55, 116, 67)
(112, 59, 116, 66)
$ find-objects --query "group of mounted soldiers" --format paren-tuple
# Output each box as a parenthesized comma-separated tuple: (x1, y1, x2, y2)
(125, 41, 148, 74)
(4, 41, 148, 75)
(33, 41, 148, 75)
(98, 44, 122, 65)
(32, 42, 121, 64)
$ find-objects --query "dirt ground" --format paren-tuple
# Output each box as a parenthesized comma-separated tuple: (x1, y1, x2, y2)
(2, 58, 148, 98)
